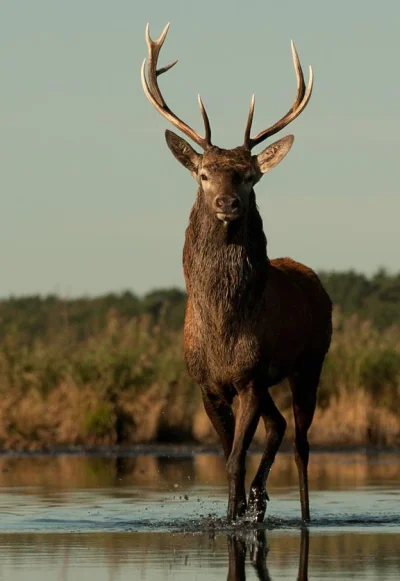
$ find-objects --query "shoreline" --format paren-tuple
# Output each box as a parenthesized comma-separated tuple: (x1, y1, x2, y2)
(0, 443, 398, 458)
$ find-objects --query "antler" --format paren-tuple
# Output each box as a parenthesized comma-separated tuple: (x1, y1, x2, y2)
(243, 41, 313, 150)
(141, 23, 212, 150)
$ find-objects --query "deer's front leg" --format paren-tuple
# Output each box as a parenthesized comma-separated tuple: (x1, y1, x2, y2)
(201, 387, 235, 460)
(226, 386, 260, 521)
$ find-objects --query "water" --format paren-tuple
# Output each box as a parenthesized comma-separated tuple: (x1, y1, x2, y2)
(0, 450, 398, 579)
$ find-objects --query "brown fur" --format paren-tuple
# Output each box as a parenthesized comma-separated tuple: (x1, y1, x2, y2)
(182, 150, 331, 394)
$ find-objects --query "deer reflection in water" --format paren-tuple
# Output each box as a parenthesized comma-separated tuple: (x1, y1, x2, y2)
(227, 528, 309, 581)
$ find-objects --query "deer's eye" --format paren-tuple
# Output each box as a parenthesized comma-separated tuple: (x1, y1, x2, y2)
(200, 173, 208, 181)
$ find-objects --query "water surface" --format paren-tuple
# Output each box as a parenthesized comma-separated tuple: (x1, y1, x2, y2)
(0, 450, 398, 579)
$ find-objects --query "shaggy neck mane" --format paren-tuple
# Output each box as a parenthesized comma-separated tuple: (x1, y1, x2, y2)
(183, 190, 269, 320)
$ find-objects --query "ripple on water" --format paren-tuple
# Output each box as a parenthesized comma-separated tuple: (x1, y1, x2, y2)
(0, 486, 399, 534)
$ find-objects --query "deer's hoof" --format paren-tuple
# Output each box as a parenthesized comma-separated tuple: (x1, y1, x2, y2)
(248, 486, 268, 523)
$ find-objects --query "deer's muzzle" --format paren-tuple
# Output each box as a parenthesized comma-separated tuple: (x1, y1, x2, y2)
(214, 195, 242, 222)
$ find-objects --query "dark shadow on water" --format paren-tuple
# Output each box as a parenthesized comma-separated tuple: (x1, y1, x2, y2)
(226, 528, 309, 581)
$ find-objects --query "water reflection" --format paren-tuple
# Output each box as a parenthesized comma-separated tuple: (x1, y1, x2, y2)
(0, 451, 398, 492)
(226, 529, 308, 581)
(1, 528, 398, 580)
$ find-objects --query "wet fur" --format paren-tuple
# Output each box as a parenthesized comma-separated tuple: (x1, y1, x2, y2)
(183, 184, 332, 396)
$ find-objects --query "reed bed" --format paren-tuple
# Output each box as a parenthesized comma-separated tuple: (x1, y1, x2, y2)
(0, 308, 398, 450)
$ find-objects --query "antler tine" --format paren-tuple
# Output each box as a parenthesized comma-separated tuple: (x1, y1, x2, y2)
(141, 23, 212, 150)
(290, 40, 306, 111)
(156, 60, 178, 77)
(198, 95, 211, 148)
(243, 94, 255, 149)
(244, 41, 313, 150)
(145, 22, 170, 107)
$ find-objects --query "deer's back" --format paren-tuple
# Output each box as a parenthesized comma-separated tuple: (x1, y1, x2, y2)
(268, 257, 332, 363)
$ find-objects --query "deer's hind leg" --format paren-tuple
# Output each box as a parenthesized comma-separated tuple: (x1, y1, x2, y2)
(247, 389, 287, 522)
(289, 358, 323, 522)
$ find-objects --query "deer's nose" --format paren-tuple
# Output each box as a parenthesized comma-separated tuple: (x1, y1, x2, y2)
(214, 196, 241, 214)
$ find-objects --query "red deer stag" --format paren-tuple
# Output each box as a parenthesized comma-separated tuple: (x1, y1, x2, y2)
(141, 23, 332, 523)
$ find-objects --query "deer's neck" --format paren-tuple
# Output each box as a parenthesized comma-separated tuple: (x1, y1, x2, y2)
(183, 192, 269, 316)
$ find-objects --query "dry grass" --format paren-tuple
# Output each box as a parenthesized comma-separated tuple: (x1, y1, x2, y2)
(0, 308, 398, 450)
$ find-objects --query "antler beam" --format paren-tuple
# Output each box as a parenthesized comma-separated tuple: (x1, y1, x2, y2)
(141, 23, 212, 150)
(243, 41, 313, 150)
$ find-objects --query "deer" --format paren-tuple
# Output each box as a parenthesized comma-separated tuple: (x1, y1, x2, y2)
(141, 23, 332, 523)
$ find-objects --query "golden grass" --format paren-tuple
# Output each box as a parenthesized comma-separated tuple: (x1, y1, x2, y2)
(0, 308, 398, 450)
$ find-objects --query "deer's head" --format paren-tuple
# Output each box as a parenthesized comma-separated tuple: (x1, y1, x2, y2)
(141, 24, 313, 225)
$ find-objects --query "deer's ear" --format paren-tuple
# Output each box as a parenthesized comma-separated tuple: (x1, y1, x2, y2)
(165, 130, 201, 173)
(255, 135, 294, 174)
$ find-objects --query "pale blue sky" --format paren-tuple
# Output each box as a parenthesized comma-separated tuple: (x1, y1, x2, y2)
(1, 0, 399, 297)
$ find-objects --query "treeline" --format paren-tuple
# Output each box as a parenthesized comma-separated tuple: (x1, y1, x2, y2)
(0, 269, 399, 341)
(0, 288, 186, 342)
(318, 269, 400, 330)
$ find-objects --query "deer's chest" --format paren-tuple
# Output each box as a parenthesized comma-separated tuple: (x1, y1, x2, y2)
(183, 301, 263, 386)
